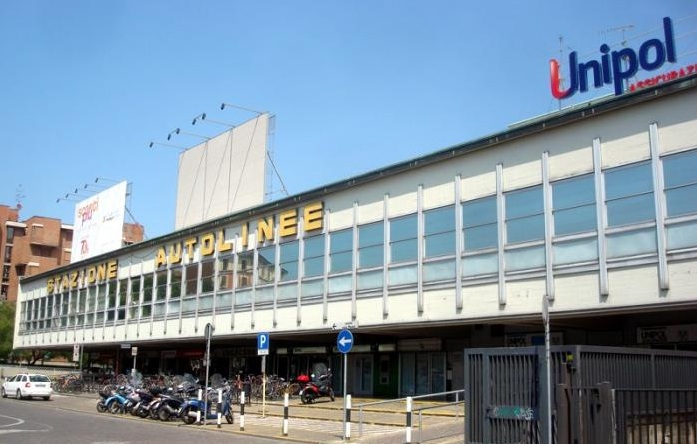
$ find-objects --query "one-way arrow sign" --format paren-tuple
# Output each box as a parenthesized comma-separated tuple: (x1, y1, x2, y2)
(337, 329, 354, 354)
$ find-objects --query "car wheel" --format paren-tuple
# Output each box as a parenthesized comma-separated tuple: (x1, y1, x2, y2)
(16, 389, 23, 400)
(43, 396, 50, 401)
(1, 387, 6, 398)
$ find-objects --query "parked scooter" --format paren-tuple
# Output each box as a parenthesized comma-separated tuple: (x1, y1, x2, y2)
(179, 374, 234, 425)
(105, 386, 133, 414)
(299, 370, 335, 404)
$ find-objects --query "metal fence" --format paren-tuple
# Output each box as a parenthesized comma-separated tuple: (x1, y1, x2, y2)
(464, 346, 697, 444)
(615, 389, 697, 444)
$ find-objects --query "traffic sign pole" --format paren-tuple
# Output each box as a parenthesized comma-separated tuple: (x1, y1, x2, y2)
(257, 333, 270, 418)
(343, 352, 348, 441)
(336, 328, 354, 442)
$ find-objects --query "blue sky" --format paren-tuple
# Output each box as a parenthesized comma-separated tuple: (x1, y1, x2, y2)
(1, 1, 695, 239)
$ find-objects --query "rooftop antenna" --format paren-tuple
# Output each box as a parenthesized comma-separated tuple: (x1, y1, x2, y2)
(552, 35, 574, 111)
(15, 185, 25, 212)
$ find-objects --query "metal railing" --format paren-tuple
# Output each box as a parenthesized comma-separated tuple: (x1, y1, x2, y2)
(355, 389, 465, 437)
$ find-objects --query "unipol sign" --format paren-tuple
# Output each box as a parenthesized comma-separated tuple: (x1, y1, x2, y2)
(550, 17, 677, 99)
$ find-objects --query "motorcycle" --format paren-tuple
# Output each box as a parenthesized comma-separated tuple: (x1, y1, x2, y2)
(155, 374, 197, 421)
(299, 370, 335, 404)
(96, 390, 110, 413)
(179, 374, 234, 425)
(130, 387, 156, 418)
(104, 386, 133, 414)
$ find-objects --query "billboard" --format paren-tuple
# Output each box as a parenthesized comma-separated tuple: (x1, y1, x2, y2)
(175, 113, 269, 230)
(71, 181, 128, 263)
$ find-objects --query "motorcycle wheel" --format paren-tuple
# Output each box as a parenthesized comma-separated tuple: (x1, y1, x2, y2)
(181, 406, 197, 425)
(329, 389, 335, 402)
(137, 407, 150, 418)
(149, 402, 161, 419)
(158, 406, 170, 421)
(301, 391, 314, 404)
(108, 401, 122, 414)
(96, 402, 107, 413)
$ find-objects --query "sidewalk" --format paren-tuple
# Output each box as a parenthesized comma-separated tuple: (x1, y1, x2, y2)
(55, 392, 465, 443)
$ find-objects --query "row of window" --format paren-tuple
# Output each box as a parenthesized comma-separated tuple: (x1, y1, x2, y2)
(19, 149, 697, 333)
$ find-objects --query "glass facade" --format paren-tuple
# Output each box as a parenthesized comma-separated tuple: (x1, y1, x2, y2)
(17, 148, 697, 334)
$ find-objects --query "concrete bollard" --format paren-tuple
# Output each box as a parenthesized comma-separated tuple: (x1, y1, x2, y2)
(240, 391, 245, 431)
(282, 393, 289, 436)
(405, 396, 412, 444)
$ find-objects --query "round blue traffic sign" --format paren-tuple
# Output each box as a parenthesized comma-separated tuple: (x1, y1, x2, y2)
(337, 329, 354, 354)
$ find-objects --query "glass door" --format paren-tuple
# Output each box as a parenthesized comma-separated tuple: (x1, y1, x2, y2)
(352, 355, 373, 396)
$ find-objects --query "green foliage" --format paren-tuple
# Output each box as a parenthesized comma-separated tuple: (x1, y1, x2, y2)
(0, 301, 16, 361)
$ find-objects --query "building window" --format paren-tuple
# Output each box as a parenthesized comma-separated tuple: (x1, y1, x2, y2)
(115, 280, 126, 321)
(552, 174, 596, 236)
(462, 196, 497, 251)
(506, 185, 544, 244)
(303, 235, 324, 278)
(154, 270, 167, 302)
(85, 286, 95, 325)
(663, 149, 697, 218)
(201, 260, 215, 293)
(605, 161, 654, 227)
(217, 255, 234, 291)
(5, 226, 14, 244)
(358, 222, 383, 268)
(424, 206, 455, 257)
(257, 246, 275, 285)
(390, 214, 417, 263)
(140, 275, 152, 319)
(330, 229, 353, 273)
(170, 267, 182, 299)
(2, 265, 9, 282)
(236, 251, 254, 288)
(184, 263, 198, 296)
(4, 246, 11, 262)
(279, 240, 298, 282)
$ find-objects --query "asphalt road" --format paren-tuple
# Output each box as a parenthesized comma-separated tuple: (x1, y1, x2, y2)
(0, 395, 280, 444)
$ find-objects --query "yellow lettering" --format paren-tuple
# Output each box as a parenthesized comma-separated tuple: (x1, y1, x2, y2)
(279, 209, 297, 237)
(257, 217, 274, 244)
(107, 261, 118, 279)
(155, 247, 167, 268)
(61, 275, 70, 291)
(70, 271, 78, 289)
(201, 233, 215, 256)
(184, 237, 197, 260)
(96, 263, 107, 282)
(87, 267, 97, 284)
(304, 202, 324, 232)
(216, 230, 232, 253)
(46, 260, 120, 293)
(241, 223, 248, 248)
(169, 244, 182, 264)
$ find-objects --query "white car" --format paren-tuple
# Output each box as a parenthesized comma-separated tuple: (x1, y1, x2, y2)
(2, 373, 53, 400)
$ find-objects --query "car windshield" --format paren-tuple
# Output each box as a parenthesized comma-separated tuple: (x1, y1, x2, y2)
(29, 375, 50, 382)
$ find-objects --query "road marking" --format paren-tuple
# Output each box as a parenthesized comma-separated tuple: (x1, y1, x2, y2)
(0, 413, 25, 427)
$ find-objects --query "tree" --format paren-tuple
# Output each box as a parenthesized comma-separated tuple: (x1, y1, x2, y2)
(0, 301, 16, 361)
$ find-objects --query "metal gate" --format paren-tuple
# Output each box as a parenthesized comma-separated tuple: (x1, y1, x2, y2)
(464, 346, 697, 444)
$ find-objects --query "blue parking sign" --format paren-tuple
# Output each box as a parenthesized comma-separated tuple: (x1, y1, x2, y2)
(257, 332, 270, 356)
